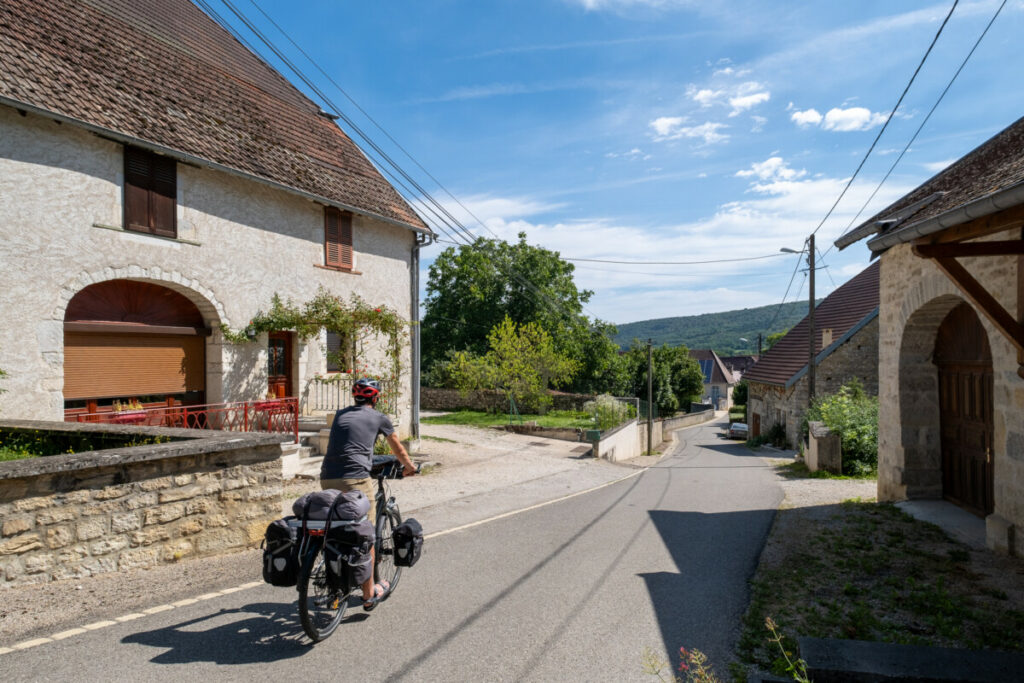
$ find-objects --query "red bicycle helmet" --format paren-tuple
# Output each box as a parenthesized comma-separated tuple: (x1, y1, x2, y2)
(352, 378, 381, 403)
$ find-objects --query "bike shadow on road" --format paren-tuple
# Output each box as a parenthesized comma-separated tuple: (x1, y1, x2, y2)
(120, 597, 362, 664)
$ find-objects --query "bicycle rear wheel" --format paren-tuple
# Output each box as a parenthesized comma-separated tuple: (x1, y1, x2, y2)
(297, 547, 346, 642)
(375, 508, 402, 596)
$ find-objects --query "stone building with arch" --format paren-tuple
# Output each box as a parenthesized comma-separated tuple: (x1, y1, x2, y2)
(0, 0, 431, 433)
(836, 116, 1024, 555)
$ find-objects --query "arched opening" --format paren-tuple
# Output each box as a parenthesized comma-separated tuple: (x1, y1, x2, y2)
(63, 279, 209, 418)
(933, 302, 994, 517)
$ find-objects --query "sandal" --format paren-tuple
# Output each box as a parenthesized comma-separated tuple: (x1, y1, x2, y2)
(362, 581, 390, 612)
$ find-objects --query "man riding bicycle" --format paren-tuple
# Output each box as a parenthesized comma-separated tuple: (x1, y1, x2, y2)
(320, 377, 416, 611)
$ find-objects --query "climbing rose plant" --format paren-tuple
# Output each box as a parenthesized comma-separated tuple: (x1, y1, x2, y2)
(220, 288, 408, 398)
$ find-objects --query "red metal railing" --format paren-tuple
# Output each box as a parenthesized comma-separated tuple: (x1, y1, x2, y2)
(68, 398, 300, 443)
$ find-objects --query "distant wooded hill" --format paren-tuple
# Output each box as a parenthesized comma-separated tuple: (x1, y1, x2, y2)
(613, 300, 821, 355)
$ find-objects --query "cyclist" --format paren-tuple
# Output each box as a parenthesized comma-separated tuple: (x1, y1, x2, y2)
(320, 377, 416, 611)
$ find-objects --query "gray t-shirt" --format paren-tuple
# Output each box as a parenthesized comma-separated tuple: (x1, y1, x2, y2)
(320, 404, 395, 480)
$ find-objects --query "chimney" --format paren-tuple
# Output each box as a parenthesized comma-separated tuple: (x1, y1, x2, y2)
(821, 328, 833, 349)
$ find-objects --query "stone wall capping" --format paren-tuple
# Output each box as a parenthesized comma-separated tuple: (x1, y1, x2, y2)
(0, 420, 289, 481)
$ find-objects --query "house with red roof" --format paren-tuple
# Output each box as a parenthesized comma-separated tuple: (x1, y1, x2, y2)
(743, 262, 880, 448)
(835, 116, 1024, 556)
(0, 0, 430, 432)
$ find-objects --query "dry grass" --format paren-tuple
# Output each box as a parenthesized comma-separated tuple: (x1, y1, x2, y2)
(734, 464, 1024, 680)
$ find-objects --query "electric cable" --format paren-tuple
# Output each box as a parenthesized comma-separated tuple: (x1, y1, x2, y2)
(807, 0, 959, 239)
(824, 0, 1008, 260)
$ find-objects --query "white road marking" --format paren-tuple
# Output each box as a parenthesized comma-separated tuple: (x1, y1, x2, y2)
(12, 638, 52, 650)
(424, 468, 646, 540)
(82, 621, 116, 630)
(49, 628, 87, 641)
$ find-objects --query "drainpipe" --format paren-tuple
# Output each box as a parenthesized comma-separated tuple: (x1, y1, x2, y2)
(411, 232, 434, 441)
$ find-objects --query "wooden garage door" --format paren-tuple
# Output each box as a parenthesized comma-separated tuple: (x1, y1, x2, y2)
(64, 332, 205, 400)
(934, 303, 994, 518)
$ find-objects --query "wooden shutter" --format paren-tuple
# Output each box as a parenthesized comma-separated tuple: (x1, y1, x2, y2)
(124, 147, 151, 232)
(64, 332, 204, 399)
(324, 207, 353, 269)
(150, 154, 177, 237)
(123, 146, 176, 237)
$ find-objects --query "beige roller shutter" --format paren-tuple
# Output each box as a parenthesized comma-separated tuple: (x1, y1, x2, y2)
(64, 332, 205, 400)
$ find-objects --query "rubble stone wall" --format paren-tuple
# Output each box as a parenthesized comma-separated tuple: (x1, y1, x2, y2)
(0, 421, 285, 586)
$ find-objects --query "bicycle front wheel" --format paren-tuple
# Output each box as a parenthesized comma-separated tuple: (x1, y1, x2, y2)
(297, 547, 346, 642)
(375, 508, 402, 596)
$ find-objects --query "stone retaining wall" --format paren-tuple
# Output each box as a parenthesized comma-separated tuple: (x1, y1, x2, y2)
(0, 420, 286, 586)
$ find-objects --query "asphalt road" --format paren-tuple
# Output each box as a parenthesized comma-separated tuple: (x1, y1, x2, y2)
(2, 420, 782, 682)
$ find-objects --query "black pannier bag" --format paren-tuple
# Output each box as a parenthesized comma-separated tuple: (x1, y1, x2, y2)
(324, 518, 375, 592)
(392, 518, 423, 568)
(292, 489, 340, 520)
(262, 516, 300, 587)
(330, 489, 370, 521)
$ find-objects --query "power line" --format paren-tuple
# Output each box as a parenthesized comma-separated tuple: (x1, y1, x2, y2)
(808, 0, 959, 239)
(763, 246, 807, 334)
(207, 0, 605, 328)
(562, 253, 789, 266)
(825, 0, 1008, 260)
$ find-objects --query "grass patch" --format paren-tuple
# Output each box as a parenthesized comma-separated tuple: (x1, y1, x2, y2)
(776, 461, 877, 481)
(422, 409, 594, 429)
(735, 501, 1024, 679)
(0, 446, 38, 462)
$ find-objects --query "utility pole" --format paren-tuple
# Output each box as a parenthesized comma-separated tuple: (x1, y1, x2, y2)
(807, 233, 816, 406)
(647, 339, 653, 456)
(757, 332, 762, 359)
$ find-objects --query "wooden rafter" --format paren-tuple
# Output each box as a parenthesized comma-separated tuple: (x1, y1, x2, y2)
(911, 248, 1024, 357)
(914, 241, 1024, 258)
(925, 203, 1024, 244)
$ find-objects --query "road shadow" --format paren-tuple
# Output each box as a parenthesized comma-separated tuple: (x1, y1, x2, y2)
(121, 596, 361, 664)
(638, 508, 777, 669)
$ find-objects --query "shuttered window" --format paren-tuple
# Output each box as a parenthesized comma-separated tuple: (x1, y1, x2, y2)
(124, 146, 176, 237)
(325, 331, 353, 372)
(324, 207, 353, 270)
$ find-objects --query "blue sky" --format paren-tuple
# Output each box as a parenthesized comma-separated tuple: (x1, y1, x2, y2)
(210, 0, 1023, 327)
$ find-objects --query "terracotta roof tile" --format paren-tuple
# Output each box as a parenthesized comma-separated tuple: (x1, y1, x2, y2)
(0, 0, 428, 231)
(743, 261, 879, 387)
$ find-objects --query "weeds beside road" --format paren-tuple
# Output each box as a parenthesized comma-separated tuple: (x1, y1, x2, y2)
(734, 462, 1024, 680)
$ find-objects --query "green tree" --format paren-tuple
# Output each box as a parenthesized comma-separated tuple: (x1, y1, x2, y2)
(803, 379, 879, 475)
(732, 379, 748, 406)
(450, 316, 578, 411)
(615, 341, 704, 415)
(764, 329, 788, 350)
(421, 233, 619, 392)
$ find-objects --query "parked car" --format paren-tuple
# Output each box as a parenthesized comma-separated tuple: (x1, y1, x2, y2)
(727, 423, 748, 440)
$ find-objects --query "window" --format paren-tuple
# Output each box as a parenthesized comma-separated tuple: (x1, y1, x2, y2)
(325, 331, 353, 372)
(124, 146, 176, 237)
(324, 207, 353, 270)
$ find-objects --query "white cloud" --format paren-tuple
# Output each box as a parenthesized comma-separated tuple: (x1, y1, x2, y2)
(735, 156, 806, 182)
(750, 115, 767, 133)
(922, 158, 956, 173)
(790, 108, 822, 127)
(688, 86, 725, 107)
(729, 91, 770, 116)
(606, 148, 651, 160)
(649, 118, 729, 144)
(822, 107, 888, 131)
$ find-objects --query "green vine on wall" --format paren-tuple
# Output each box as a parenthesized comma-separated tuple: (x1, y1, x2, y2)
(219, 288, 408, 401)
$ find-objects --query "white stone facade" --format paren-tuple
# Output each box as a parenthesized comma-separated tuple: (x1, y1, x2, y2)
(0, 106, 417, 434)
(878, 239, 1023, 555)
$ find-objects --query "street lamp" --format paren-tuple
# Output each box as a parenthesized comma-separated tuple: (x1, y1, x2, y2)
(781, 236, 816, 405)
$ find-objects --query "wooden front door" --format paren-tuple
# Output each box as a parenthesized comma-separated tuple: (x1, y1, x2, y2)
(268, 332, 293, 398)
(934, 303, 994, 517)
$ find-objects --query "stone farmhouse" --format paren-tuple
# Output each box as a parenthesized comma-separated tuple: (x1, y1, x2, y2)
(0, 0, 431, 435)
(744, 262, 880, 448)
(836, 116, 1024, 556)
(688, 348, 736, 410)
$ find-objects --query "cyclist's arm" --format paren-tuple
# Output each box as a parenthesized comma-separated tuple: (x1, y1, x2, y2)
(386, 432, 417, 476)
